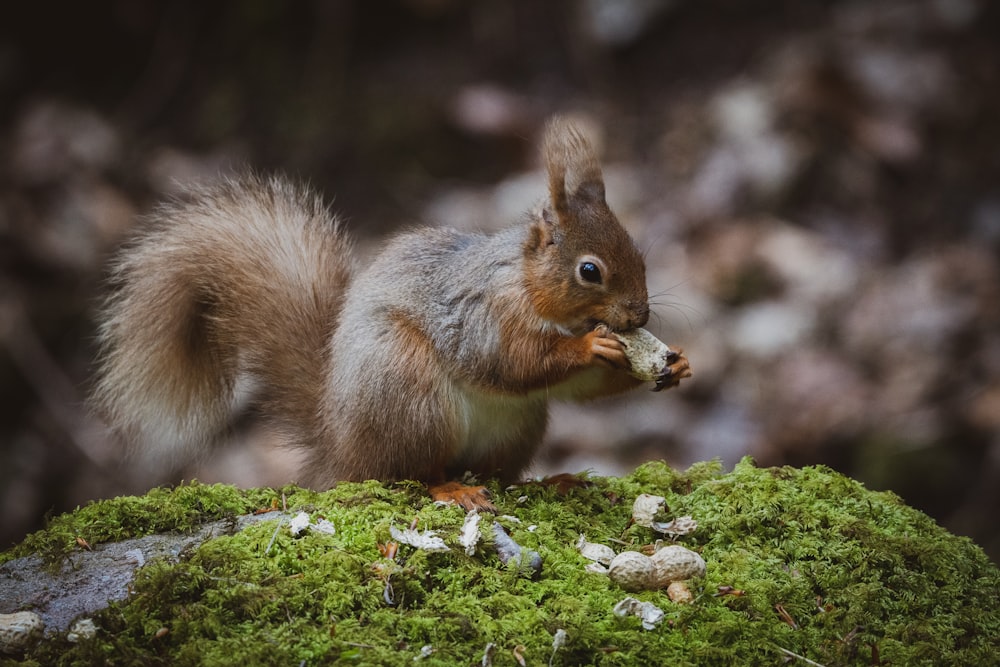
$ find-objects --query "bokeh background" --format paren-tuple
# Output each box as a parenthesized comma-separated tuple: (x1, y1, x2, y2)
(1, 0, 998, 561)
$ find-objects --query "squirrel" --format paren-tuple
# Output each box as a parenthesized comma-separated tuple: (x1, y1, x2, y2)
(92, 117, 690, 510)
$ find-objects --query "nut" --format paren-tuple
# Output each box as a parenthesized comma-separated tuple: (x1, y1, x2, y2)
(608, 551, 656, 591)
(650, 545, 706, 587)
(0, 611, 44, 654)
(616, 328, 674, 382)
(666, 581, 694, 604)
(615, 328, 691, 391)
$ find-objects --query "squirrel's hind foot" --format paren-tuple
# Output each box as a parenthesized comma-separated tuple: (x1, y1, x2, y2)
(428, 481, 496, 513)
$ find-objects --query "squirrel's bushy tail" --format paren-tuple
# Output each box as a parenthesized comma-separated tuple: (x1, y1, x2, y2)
(92, 174, 352, 472)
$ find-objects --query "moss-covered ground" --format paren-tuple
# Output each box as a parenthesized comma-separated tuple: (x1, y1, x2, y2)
(2, 458, 998, 666)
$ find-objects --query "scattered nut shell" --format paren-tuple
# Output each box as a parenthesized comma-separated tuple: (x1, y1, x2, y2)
(666, 581, 694, 604)
(389, 525, 450, 553)
(577, 535, 616, 566)
(0, 611, 44, 654)
(650, 545, 707, 586)
(650, 515, 697, 537)
(608, 551, 656, 591)
(631, 494, 667, 529)
(459, 510, 482, 556)
(67, 618, 98, 643)
(613, 597, 665, 630)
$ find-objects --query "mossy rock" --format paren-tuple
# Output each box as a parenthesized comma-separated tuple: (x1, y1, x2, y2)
(1, 458, 997, 666)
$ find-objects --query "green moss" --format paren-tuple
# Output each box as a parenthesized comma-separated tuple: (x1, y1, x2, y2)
(0, 481, 282, 567)
(3, 459, 998, 666)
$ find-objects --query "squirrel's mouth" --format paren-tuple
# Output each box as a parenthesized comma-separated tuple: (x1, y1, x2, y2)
(585, 318, 639, 336)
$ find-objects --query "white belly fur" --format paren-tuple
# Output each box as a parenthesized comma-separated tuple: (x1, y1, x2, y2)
(450, 383, 547, 460)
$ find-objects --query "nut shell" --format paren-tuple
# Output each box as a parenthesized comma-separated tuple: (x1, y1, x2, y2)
(0, 611, 43, 655)
(650, 545, 706, 586)
(67, 618, 98, 643)
(616, 328, 674, 382)
(577, 535, 616, 566)
(608, 551, 656, 591)
(631, 494, 666, 529)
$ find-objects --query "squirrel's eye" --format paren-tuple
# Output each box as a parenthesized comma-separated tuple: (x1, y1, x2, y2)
(579, 261, 602, 284)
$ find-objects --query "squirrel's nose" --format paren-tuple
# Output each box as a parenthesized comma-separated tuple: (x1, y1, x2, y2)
(629, 302, 650, 329)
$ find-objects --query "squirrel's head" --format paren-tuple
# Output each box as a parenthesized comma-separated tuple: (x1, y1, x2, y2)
(524, 117, 649, 336)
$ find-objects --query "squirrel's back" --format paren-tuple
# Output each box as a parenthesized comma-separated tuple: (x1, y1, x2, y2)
(92, 174, 353, 473)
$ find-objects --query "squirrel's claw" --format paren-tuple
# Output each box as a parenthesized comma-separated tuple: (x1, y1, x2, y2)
(652, 348, 692, 392)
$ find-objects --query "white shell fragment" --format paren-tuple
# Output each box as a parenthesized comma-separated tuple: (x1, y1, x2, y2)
(608, 551, 656, 591)
(577, 535, 616, 566)
(0, 611, 44, 654)
(460, 511, 482, 556)
(631, 495, 698, 536)
(288, 512, 336, 536)
(613, 597, 665, 630)
(652, 515, 697, 537)
(313, 518, 336, 535)
(288, 512, 311, 536)
(650, 545, 707, 587)
(67, 618, 98, 643)
(389, 525, 451, 553)
(631, 494, 667, 528)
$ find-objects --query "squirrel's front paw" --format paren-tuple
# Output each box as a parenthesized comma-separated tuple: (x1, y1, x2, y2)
(585, 325, 629, 369)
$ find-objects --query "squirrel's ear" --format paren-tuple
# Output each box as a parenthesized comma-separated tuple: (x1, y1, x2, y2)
(542, 116, 606, 221)
(526, 207, 559, 252)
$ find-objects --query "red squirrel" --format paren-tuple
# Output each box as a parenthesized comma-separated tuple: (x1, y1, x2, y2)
(92, 117, 690, 510)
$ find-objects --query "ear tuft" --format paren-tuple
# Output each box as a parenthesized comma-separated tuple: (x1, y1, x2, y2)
(542, 116, 606, 219)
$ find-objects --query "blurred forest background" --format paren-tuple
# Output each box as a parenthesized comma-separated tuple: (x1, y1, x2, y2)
(1, 0, 998, 561)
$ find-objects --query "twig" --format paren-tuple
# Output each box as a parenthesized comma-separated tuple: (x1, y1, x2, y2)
(264, 517, 286, 555)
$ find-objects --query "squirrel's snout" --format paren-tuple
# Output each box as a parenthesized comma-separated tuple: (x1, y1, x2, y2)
(627, 302, 650, 330)
(601, 301, 649, 332)
(635, 302, 650, 328)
